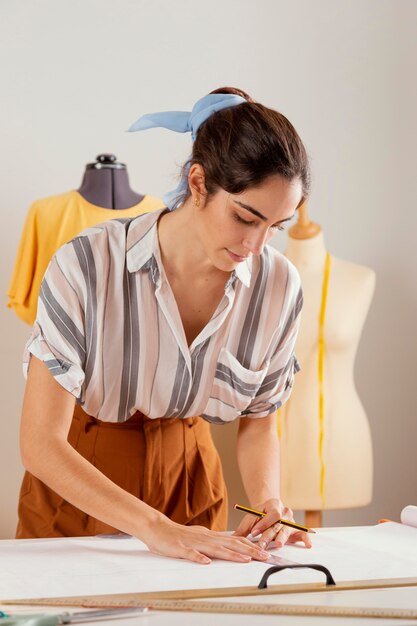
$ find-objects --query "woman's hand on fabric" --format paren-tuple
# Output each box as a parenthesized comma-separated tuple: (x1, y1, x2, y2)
(142, 516, 272, 565)
(233, 498, 312, 550)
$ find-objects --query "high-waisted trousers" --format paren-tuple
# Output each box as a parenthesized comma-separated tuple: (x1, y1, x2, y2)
(16, 404, 228, 538)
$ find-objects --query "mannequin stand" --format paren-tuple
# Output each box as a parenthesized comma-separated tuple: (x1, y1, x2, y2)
(305, 510, 322, 528)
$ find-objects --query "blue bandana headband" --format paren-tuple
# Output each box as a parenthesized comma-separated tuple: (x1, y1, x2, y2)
(128, 93, 246, 209)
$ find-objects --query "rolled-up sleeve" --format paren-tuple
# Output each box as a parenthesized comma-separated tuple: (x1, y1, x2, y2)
(23, 244, 86, 398)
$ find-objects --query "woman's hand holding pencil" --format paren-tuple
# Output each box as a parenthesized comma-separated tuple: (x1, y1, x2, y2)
(233, 499, 313, 550)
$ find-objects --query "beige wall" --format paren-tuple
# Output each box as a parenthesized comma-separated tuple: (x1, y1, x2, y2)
(1, 0, 417, 537)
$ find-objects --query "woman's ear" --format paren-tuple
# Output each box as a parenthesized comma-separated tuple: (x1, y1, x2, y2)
(188, 163, 208, 206)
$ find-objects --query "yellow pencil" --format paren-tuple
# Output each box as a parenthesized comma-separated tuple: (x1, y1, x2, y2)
(234, 504, 316, 534)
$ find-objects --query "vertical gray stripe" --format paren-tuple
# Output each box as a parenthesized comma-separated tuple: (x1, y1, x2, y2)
(39, 280, 86, 363)
(295, 287, 303, 317)
(148, 301, 161, 415)
(177, 337, 211, 418)
(162, 348, 190, 418)
(237, 248, 270, 368)
(279, 286, 303, 346)
(99, 233, 112, 414)
(72, 238, 98, 390)
(118, 267, 140, 421)
(127, 272, 140, 414)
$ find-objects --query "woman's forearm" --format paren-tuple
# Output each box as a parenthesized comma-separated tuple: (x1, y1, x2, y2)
(20, 356, 163, 540)
(236, 414, 281, 507)
(23, 437, 163, 538)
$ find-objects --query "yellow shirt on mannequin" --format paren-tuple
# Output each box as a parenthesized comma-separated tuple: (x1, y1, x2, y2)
(7, 190, 165, 325)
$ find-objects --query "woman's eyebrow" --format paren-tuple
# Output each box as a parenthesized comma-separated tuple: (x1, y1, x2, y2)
(235, 201, 294, 224)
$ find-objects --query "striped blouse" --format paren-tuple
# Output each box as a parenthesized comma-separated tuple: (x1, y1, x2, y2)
(23, 209, 302, 424)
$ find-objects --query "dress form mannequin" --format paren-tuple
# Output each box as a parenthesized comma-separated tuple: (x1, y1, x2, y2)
(77, 153, 144, 209)
(281, 203, 376, 528)
(8, 155, 162, 325)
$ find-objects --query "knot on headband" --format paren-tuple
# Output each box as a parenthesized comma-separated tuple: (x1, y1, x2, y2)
(128, 93, 246, 209)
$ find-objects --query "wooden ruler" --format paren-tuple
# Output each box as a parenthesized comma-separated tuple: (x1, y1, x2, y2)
(4, 577, 417, 609)
(4, 598, 417, 619)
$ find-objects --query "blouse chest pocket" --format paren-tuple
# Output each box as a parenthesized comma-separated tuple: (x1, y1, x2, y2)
(202, 348, 268, 424)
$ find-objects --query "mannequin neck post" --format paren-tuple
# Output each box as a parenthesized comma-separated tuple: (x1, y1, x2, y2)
(285, 230, 328, 270)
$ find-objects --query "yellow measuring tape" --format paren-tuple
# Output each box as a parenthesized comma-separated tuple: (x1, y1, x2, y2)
(277, 252, 331, 507)
(318, 252, 331, 507)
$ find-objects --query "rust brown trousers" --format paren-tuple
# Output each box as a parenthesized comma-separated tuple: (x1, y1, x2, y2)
(16, 405, 228, 538)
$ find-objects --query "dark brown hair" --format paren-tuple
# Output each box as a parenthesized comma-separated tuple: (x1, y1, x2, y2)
(181, 86, 310, 206)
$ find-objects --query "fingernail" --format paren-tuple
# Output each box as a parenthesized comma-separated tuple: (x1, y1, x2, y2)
(260, 551, 270, 559)
(258, 540, 266, 549)
(275, 540, 283, 548)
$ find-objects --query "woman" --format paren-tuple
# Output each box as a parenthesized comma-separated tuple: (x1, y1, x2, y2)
(17, 87, 312, 564)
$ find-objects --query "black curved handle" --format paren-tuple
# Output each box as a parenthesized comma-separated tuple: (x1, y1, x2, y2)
(258, 563, 336, 589)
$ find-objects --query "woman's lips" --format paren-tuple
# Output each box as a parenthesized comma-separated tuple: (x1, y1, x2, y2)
(226, 249, 249, 263)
